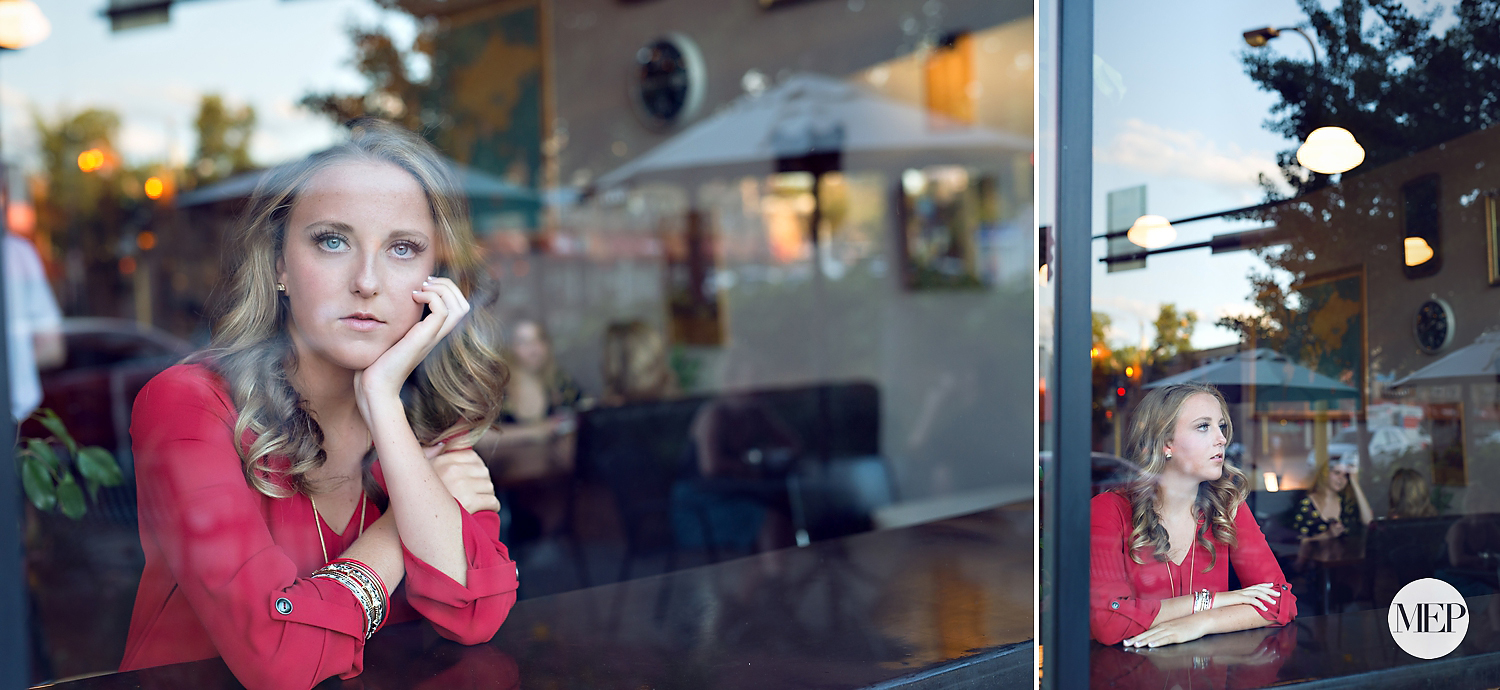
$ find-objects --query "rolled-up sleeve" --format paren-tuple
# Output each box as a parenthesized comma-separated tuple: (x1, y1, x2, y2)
(402, 505, 518, 645)
(1230, 505, 1298, 626)
(1090, 493, 1160, 644)
(131, 368, 369, 689)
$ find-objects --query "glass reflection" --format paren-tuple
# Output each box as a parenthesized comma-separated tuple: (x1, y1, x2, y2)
(1082, 0, 1500, 682)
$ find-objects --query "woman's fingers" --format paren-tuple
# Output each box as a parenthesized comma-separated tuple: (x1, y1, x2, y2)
(419, 276, 469, 340)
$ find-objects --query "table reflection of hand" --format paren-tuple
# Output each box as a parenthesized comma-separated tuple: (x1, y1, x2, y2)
(1127, 626, 1282, 670)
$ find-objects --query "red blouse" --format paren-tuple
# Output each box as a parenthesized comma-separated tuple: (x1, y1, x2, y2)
(1090, 491, 1297, 645)
(119, 364, 519, 689)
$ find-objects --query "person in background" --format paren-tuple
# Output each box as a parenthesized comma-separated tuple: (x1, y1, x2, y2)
(1090, 382, 1295, 647)
(120, 120, 516, 689)
(600, 320, 677, 405)
(1387, 468, 1437, 520)
(1294, 457, 1374, 543)
(474, 319, 584, 543)
(5, 231, 65, 422)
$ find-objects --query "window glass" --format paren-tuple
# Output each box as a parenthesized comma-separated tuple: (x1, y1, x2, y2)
(3, 0, 1034, 683)
(1083, 0, 1500, 679)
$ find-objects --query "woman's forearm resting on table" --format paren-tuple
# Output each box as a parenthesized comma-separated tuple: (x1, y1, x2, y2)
(363, 394, 470, 584)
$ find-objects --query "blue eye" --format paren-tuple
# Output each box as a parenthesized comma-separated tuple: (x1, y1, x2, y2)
(392, 242, 416, 258)
(317, 235, 347, 251)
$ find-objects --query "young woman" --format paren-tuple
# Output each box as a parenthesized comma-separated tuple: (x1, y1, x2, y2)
(1294, 456, 1374, 542)
(1090, 382, 1297, 647)
(119, 120, 515, 689)
(1387, 467, 1436, 520)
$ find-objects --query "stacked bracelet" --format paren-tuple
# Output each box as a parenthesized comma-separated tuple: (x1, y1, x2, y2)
(1192, 589, 1213, 613)
(311, 558, 388, 639)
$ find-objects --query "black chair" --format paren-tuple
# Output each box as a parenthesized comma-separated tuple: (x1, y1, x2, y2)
(1361, 514, 1463, 609)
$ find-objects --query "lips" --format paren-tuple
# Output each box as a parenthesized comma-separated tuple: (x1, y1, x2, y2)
(340, 312, 385, 332)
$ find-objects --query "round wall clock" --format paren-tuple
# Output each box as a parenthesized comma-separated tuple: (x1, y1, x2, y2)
(1414, 298, 1455, 354)
(631, 33, 705, 130)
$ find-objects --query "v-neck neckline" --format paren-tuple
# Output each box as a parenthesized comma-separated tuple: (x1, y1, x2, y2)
(313, 493, 364, 538)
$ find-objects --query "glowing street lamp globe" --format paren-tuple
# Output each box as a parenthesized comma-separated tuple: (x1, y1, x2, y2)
(0, 0, 49, 50)
(1297, 126, 1365, 175)
(1127, 214, 1176, 249)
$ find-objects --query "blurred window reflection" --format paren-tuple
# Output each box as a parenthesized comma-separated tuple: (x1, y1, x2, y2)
(8, 0, 1034, 684)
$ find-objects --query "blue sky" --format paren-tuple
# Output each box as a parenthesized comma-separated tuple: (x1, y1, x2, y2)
(1086, 0, 1318, 352)
(2, 0, 417, 173)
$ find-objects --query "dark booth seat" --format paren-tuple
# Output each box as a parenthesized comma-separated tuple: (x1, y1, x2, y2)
(572, 381, 894, 575)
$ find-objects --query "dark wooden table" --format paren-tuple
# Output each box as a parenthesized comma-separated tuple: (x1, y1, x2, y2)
(44, 501, 1034, 689)
(1091, 593, 1500, 688)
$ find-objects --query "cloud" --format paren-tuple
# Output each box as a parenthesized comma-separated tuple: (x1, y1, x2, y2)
(1098, 119, 1291, 195)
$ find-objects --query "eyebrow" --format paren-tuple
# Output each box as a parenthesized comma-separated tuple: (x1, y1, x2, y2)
(303, 221, 431, 241)
(1189, 416, 1218, 425)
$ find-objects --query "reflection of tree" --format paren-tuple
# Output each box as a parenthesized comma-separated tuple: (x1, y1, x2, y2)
(299, 15, 434, 134)
(1092, 304, 1198, 449)
(189, 95, 256, 188)
(1243, 0, 1500, 198)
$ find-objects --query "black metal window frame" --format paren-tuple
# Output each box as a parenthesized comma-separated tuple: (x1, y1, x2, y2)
(1040, 0, 1092, 687)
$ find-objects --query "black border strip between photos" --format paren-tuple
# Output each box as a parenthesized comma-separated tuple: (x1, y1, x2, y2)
(1042, 0, 1093, 687)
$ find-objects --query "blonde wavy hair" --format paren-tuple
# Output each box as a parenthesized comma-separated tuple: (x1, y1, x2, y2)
(601, 320, 676, 403)
(193, 118, 508, 500)
(1122, 382, 1248, 571)
(1388, 467, 1436, 519)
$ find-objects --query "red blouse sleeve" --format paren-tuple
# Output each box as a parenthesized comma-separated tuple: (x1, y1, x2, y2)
(400, 503, 519, 644)
(132, 367, 369, 689)
(1090, 492, 1161, 644)
(1229, 504, 1298, 626)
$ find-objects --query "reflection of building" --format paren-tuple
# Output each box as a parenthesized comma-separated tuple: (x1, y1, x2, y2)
(1262, 123, 1500, 510)
(401, 0, 1036, 503)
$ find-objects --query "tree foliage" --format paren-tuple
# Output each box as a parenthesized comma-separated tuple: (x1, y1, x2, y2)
(1243, 0, 1500, 197)
(299, 22, 436, 134)
(191, 94, 257, 187)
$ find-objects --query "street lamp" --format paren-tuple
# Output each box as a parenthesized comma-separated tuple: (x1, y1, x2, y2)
(1126, 214, 1175, 249)
(0, 0, 49, 50)
(1244, 25, 1365, 175)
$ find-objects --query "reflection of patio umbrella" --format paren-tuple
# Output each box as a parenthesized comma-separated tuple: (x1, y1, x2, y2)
(596, 72, 1031, 188)
(1390, 330, 1500, 388)
(176, 159, 539, 207)
(1143, 348, 1359, 404)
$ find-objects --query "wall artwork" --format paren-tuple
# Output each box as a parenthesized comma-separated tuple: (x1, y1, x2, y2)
(1287, 267, 1369, 412)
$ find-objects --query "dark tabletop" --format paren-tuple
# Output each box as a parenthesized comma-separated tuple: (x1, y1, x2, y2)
(43, 501, 1034, 690)
(1091, 593, 1500, 689)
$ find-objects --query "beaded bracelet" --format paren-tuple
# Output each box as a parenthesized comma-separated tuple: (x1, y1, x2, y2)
(311, 559, 388, 638)
(1193, 589, 1213, 613)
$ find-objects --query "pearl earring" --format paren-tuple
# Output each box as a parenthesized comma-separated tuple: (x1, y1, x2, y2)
(276, 283, 286, 292)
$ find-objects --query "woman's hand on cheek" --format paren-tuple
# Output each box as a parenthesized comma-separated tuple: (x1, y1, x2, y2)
(356, 276, 472, 406)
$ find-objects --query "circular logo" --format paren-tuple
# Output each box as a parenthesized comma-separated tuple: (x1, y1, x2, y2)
(1388, 578, 1468, 659)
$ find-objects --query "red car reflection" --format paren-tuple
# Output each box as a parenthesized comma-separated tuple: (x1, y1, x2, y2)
(19, 318, 194, 466)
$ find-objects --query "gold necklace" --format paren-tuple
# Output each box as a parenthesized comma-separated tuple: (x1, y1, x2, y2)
(1166, 528, 1198, 598)
(310, 491, 366, 565)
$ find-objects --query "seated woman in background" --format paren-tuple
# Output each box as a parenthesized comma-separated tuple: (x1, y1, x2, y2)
(121, 120, 516, 689)
(1091, 382, 1296, 647)
(1294, 457, 1373, 544)
(1387, 468, 1437, 520)
(600, 320, 678, 404)
(476, 320, 584, 468)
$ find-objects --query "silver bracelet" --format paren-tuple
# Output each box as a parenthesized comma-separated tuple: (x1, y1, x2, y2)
(311, 567, 383, 638)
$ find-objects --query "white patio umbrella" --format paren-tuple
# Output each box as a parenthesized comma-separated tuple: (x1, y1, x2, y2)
(1390, 330, 1500, 388)
(596, 72, 1031, 189)
(1143, 348, 1359, 404)
(176, 158, 539, 207)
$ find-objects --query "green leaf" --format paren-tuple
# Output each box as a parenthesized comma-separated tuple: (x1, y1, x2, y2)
(76, 446, 124, 487)
(32, 408, 77, 457)
(56, 474, 86, 520)
(20, 456, 57, 512)
(25, 438, 61, 471)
